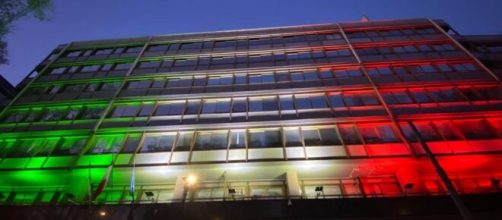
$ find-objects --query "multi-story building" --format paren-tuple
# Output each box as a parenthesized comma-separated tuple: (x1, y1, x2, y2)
(0, 18, 501, 219)
(0, 74, 16, 108)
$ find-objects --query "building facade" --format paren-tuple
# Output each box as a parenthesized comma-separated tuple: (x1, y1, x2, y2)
(0, 74, 16, 108)
(0, 18, 501, 219)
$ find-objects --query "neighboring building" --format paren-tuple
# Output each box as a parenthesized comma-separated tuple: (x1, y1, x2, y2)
(0, 18, 501, 219)
(0, 74, 16, 108)
(457, 34, 502, 78)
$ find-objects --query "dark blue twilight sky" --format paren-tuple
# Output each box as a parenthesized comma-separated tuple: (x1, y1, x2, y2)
(1, 0, 502, 85)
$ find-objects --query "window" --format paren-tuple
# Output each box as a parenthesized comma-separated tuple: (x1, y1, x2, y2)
(180, 42, 202, 50)
(148, 45, 169, 52)
(249, 73, 274, 84)
(295, 95, 327, 109)
(90, 135, 124, 154)
(434, 121, 461, 140)
(249, 97, 277, 111)
(411, 90, 431, 103)
(138, 103, 154, 116)
(114, 63, 133, 70)
(194, 131, 228, 150)
(155, 102, 185, 116)
(413, 122, 441, 141)
(121, 134, 142, 153)
(202, 99, 230, 113)
(139, 61, 161, 69)
(101, 82, 121, 90)
(81, 65, 100, 72)
(174, 132, 193, 151)
(3, 111, 28, 123)
(81, 107, 104, 119)
(229, 130, 246, 148)
(111, 105, 139, 117)
(279, 95, 294, 110)
(174, 59, 197, 67)
(333, 69, 362, 78)
(95, 48, 113, 55)
(248, 129, 282, 148)
(140, 133, 176, 153)
(429, 88, 464, 102)
(24, 110, 42, 122)
(185, 101, 201, 114)
(207, 75, 233, 85)
(232, 98, 247, 113)
(319, 70, 333, 79)
(343, 94, 363, 106)
(286, 52, 311, 60)
(382, 91, 413, 104)
(338, 124, 362, 144)
(37, 138, 60, 156)
(454, 120, 496, 140)
(359, 125, 399, 144)
(64, 108, 81, 120)
(284, 127, 302, 147)
(127, 80, 152, 89)
(125, 46, 142, 53)
(328, 93, 345, 107)
(66, 51, 81, 57)
(100, 64, 113, 71)
(52, 137, 88, 156)
(8, 138, 45, 157)
(302, 127, 341, 146)
(86, 83, 100, 92)
(167, 78, 193, 87)
(50, 67, 66, 75)
(41, 109, 67, 121)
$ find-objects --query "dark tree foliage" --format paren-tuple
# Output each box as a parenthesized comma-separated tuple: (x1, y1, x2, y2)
(0, 0, 52, 64)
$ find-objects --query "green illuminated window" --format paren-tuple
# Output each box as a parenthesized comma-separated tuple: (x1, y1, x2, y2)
(51, 136, 88, 156)
(89, 135, 125, 154)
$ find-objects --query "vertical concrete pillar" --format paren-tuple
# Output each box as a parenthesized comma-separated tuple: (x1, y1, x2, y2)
(286, 171, 302, 198)
(172, 175, 185, 202)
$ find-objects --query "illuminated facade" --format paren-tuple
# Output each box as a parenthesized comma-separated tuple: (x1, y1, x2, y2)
(0, 18, 501, 219)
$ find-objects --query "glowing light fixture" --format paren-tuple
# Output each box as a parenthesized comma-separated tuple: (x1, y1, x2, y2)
(186, 174, 198, 186)
(99, 210, 107, 217)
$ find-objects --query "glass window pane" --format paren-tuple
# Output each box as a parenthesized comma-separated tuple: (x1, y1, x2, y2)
(414, 123, 441, 141)
(229, 130, 246, 148)
(454, 120, 496, 140)
(232, 99, 247, 113)
(138, 104, 154, 117)
(194, 131, 228, 150)
(279, 95, 294, 110)
(434, 121, 461, 140)
(174, 132, 193, 151)
(284, 128, 302, 147)
(319, 127, 342, 145)
(185, 100, 201, 114)
(359, 126, 382, 144)
(155, 102, 185, 116)
(90, 135, 124, 154)
(328, 93, 345, 107)
(52, 137, 87, 156)
(140, 134, 175, 152)
(302, 129, 322, 146)
(339, 124, 362, 144)
(122, 134, 141, 153)
(248, 129, 281, 148)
